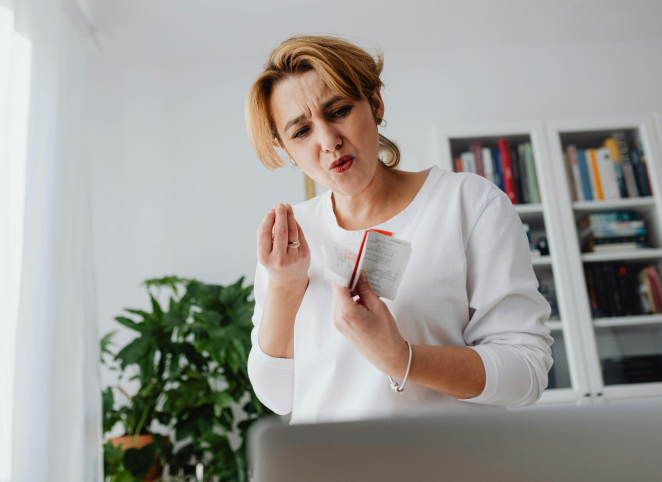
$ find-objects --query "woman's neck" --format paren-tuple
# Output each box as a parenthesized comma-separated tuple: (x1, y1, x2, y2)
(331, 164, 428, 231)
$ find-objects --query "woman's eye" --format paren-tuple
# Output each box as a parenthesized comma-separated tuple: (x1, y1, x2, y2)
(332, 106, 351, 118)
(293, 127, 309, 139)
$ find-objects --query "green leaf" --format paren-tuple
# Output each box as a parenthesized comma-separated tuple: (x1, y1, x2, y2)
(114, 316, 145, 333)
(123, 444, 156, 480)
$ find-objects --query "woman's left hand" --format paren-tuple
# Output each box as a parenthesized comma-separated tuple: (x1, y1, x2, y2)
(332, 271, 409, 377)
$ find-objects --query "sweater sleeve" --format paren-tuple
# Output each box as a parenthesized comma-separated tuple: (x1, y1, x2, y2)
(460, 191, 554, 408)
(247, 263, 295, 415)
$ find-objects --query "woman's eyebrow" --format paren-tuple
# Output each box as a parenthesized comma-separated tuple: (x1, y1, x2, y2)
(283, 96, 346, 133)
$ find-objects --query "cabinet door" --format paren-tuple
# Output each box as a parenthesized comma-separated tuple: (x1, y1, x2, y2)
(546, 114, 662, 402)
(429, 121, 593, 404)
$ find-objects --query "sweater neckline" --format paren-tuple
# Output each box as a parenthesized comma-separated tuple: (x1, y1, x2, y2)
(323, 166, 442, 239)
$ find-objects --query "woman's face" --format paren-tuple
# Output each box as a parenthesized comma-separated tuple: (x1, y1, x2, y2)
(269, 70, 385, 196)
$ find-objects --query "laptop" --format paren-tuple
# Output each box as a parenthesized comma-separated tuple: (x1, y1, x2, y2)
(249, 404, 662, 482)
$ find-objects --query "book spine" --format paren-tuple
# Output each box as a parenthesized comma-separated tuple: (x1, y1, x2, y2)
(613, 131, 638, 197)
(595, 148, 613, 199)
(585, 267, 601, 318)
(461, 152, 476, 174)
(616, 265, 633, 316)
(602, 148, 621, 199)
(511, 146, 523, 204)
(603, 264, 621, 316)
(517, 144, 530, 203)
(491, 147, 504, 192)
(640, 268, 656, 313)
(603, 138, 629, 198)
(497, 139, 516, 204)
(471, 142, 485, 178)
(588, 149, 604, 200)
(454, 157, 463, 173)
(574, 147, 593, 201)
(524, 143, 540, 204)
(568, 146, 584, 201)
(481, 148, 494, 184)
(594, 264, 610, 317)
(631, 148, 650, 197)
(648, 267, 662, 313)
(641, 152, 653, 195)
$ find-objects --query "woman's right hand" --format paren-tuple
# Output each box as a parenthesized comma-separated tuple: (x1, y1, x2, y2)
(257, 203, 310, 291)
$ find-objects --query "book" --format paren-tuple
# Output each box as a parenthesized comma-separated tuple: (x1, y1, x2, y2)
(518, 144, 530, 203)
(471, 142, 484, 178)
(648, 267, 662, 313)
(579, 211, 641, 232)
(460, 152, 476, 174)
(564, 149, 580, 201)
(585, 267, 600, 317)
(631, 147, 650, 197)
(616, 265, 633, 316)
(613, 131, 639, 198)
(595, 147, 620, 200)
(579, 220, 646, 238)
(602, 138, 629, 198)
(511, 146, 523, 204)
(587, 148, 605, 200)
(491, 147, 504, 192)
(481, 148, 495, 184)
(497, 139, 516, 204)
(574, 147, 592, 201)
(523, 143, 540, 204)
(321, 230, 412, 300)
(641, 151, 653, 195)
(454, 157, 463, 173)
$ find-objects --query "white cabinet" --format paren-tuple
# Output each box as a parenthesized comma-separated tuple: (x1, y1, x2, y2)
(427, 114, 662, 405)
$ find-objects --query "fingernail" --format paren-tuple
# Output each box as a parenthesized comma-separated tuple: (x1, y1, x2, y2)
(277, 203, 284, 209)
(360, 271, 367, 281)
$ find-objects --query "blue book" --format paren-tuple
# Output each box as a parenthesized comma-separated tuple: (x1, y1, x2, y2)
(491, 147, 504, 192)
(631, 148, 650, 197)
(576, 149, 593, 201)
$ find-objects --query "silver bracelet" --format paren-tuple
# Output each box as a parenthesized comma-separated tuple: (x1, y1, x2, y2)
(389, 340, 412, 393)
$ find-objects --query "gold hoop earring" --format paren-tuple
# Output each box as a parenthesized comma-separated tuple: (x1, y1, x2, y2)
(377, 118, 387, 128)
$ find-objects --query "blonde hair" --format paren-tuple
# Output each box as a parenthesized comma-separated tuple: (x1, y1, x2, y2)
(246, 35, 400, 170)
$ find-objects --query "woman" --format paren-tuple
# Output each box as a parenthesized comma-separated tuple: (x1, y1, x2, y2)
(245, 36, 553, 424)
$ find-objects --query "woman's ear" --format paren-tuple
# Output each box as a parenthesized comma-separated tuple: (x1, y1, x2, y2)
(371, 88, 385, 122)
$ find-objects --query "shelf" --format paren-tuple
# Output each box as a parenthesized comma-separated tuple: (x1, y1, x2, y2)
(581, 248, 662, 263)
(515, 204, 543, 215)
(532, 255, 552, 266)
(546, 320, 563, 331)
(572, 197, 655, 213)
(593, 314, 662, 328)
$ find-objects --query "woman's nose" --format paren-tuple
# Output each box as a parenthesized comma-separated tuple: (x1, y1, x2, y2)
(318, 122, 342, 153)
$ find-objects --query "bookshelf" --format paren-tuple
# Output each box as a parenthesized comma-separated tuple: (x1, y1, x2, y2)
(427, 121, 592, 405)
(546, 113, 662, 402)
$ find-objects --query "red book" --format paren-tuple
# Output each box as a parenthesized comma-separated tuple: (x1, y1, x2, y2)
(497, 139, 517, 204)
(454, 157, 463, 173)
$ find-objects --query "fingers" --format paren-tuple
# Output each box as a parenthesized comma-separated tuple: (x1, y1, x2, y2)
(332, 283, 355, 310)
(272, 203, 289, 253)
(286, 204, 298, 244)
(354, 271, 380, 309)
(296, 220, 310, 257)
(257, 209, 276, 261)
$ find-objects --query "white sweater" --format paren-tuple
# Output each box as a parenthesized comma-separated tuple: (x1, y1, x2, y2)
(248, 167, 553, 424)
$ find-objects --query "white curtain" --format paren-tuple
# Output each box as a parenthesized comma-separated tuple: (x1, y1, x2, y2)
(2, 0, 102, 481)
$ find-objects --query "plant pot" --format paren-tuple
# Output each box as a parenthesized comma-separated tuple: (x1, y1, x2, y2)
(109, 434, 164, 481)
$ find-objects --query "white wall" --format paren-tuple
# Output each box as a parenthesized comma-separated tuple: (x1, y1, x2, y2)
(87, 38, 662, 382)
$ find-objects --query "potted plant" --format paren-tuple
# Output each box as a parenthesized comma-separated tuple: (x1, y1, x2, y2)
(101, 276, 272, 481)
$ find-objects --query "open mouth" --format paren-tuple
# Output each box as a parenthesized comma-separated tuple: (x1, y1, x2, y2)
(330, 156, 354, 173)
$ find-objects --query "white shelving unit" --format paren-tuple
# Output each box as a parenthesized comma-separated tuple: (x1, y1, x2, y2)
(428, 114, 662, 407)
(546, 113, 662, 403)
(427, 121, 592, 405)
